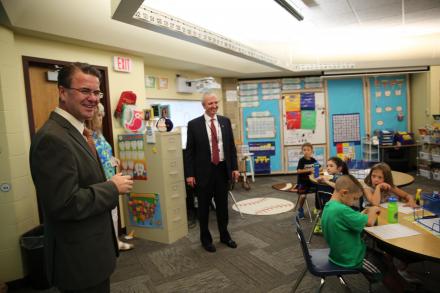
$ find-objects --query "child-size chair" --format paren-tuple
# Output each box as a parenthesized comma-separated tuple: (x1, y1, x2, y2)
(292, 215, 360, 292)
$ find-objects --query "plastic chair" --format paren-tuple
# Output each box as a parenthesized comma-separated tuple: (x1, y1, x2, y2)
(307, 184, 333, 244)
(294, 186, 315, 223)
(292, 215, 360, 293)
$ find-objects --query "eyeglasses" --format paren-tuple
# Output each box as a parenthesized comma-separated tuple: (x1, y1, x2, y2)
(64, 87, 104, 99)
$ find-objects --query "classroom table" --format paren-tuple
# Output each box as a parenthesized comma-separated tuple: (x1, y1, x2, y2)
(364, 207, 440, 262)
(309, 170, 414, 188)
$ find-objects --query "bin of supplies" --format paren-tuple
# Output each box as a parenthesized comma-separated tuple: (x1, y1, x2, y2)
(20, 225, 51, 290)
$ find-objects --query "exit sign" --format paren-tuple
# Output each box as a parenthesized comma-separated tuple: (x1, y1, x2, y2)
(113, 56, 132, 73)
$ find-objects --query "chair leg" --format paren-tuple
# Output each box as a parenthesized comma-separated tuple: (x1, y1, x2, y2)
(338, 275, 352, 292)
(307, 214, 320, 244)
(304, 197, 313, 223)
(291, 267, 307, 293)
(317, 277, 326, 292)
(229, 191, 244, 219)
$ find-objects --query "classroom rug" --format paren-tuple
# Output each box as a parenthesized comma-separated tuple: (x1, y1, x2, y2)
(232, 197, 295, 215)
(272, 183, 297, 192)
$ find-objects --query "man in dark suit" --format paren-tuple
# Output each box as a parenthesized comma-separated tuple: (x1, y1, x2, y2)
(29, 62, 133, 293)
(185, 92, 240, 252)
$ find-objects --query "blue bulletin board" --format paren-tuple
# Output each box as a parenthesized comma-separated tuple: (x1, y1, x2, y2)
(240, 82, 283, 174)
(327, 78, 366, 160)
(369, 75, 408, 133)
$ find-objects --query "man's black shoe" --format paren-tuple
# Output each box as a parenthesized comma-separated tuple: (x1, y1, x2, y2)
(202, 243, 216, 253)
(221, 239, 237, 248)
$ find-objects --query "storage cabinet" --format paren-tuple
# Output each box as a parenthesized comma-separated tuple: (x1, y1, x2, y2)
(417, 135, 440, 181)
(362, 136, 380, 162)
(123, 131, 188, 244)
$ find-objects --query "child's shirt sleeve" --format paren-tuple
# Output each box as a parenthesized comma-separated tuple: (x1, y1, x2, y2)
(339, 206, 368, 233)
(296, 158, 304, 170)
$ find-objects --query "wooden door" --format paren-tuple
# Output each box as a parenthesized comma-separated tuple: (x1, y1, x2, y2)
(29, 66, 59, 133)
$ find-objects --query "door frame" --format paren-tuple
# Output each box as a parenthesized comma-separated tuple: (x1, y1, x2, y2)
(22, 56, 114, 146)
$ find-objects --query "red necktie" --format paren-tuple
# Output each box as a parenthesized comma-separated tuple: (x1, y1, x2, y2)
(83, 128, 97, 158)
(210, 119, 220, 165)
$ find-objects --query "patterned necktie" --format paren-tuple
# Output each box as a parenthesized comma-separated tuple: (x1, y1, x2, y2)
(210, 119, 220, 165)
(83, 128, 97, 158)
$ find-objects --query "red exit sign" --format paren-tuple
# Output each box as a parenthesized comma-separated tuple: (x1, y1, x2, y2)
(113, 56, 132, 72)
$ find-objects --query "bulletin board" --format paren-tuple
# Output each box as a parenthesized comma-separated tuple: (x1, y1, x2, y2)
(368, 75, 408, 132)
(327, 78, 366, 160)
(285, 145, 326, 172)
(240, 81, 283, 174)
(282, 91, 326, 145)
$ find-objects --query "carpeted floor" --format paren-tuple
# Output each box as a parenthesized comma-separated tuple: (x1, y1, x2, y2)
(9, 173, 440, 293)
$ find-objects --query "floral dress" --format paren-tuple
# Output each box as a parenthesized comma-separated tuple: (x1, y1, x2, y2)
(93, 132, 115, 180)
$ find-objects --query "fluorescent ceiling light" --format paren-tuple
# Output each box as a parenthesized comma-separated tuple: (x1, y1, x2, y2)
(322, 66, 429, 78)
(274, 0, 304, 21)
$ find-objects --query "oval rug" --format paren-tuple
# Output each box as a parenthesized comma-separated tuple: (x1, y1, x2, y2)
(232, 197, 295, 215)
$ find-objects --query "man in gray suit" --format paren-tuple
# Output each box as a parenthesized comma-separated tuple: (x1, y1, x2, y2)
(30, 62, 133, 293)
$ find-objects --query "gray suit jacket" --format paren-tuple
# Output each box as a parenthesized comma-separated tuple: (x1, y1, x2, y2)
(29, 112, 119, 290)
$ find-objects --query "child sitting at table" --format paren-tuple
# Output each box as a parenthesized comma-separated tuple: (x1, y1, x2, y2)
(321, 175, 402, 290)
(295, 142, 318, 219)
(317, 156, 349, 188)
(313, 156, 349, 233)
(363, 162, 417, 208)
(363, 162, 420, 284)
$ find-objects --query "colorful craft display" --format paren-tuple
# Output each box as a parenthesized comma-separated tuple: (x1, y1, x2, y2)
(127, 193, 162, 228)
(122, 104, 146, 133)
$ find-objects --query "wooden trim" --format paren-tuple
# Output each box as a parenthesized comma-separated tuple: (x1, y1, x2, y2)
(406, 74, 411, 132)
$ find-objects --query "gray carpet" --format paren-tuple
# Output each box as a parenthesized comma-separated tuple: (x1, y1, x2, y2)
(9, 173, 440, 293)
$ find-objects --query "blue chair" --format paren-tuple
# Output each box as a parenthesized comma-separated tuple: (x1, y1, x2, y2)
(307, 184, 333, 244)
(292, 215, 360, 292)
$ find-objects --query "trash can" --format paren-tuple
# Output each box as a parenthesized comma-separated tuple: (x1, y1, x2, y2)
(20, 225, 51, 290)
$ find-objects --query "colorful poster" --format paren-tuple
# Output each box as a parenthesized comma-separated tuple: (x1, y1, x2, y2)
(300, 92, 315, 110)
(285, 94, 300, 112)
(249, 141, 276, 174)
(117, 134, 147, 180)
(301, 110, 316, 129)
(283, 92, 325, 145)
(286, 111, 301, 129)
(127, 193, 162, 228)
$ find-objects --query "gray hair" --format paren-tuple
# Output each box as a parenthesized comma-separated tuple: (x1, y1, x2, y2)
(201, 92, 217, 105)
(97, 103, 105, 116)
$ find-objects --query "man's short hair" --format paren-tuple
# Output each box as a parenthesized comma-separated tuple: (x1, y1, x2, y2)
(335, 174, 363, 194)
(57, 62, 101, 88)
(201, 92, 216, 105)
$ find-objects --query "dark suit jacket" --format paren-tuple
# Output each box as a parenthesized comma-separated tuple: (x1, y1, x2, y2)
(185, 115, 238, 187)
(29, 112, 119, 290)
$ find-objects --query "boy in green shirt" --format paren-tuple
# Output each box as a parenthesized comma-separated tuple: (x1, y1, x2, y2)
(321, 175, 386, 283)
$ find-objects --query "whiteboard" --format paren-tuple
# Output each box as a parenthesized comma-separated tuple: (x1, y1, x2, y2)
(282, 92, 326, 145)
(148, 99, 204, 148)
